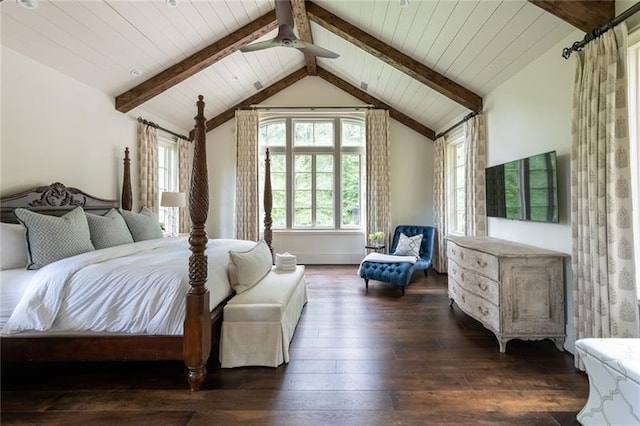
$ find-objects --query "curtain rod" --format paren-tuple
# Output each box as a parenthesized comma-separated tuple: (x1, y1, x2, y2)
(137, 117, 190, 141)
(562, 2, 640, 59)
(239, 105, 378, 111)
(435, 110, 481, 140)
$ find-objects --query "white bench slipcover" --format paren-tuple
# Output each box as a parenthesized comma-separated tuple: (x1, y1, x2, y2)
(575, 338, 640, 426)
(220, 265, 307, 368)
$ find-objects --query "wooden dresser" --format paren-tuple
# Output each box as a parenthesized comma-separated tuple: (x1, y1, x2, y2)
(446, 235, 567, 353)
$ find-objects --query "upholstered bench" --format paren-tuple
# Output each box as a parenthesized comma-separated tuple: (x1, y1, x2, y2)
(219, 265, 307, 368)
(575, 338, 640, 425)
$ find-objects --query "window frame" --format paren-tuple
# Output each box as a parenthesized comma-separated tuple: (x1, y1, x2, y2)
(258, 114, 365, 231)
(445, 128, 466, 236)
(158, 136, 179, 235)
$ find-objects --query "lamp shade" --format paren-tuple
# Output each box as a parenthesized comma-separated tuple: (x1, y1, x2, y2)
(160, 192, 186, 207)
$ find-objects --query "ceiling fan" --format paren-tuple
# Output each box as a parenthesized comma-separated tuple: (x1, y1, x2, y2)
(239, 0, 339, 59)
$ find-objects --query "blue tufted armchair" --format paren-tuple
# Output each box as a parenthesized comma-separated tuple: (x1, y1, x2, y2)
(359, 225, 436, 295)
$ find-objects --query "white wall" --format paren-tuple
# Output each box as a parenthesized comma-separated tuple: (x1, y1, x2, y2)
(483, 31, 580, 353)
(1, 47, 135, 200)
(205, 76, 434, 264)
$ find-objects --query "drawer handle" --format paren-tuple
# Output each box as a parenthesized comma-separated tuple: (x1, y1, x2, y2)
(461, 294, 466, 303)
(477, 282, 487, 292)
(475, 258, 487, 268)
(478, 306, 489, 317)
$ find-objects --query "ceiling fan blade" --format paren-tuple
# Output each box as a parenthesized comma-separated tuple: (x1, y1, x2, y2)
(294, 40, 340, 59)
(274, 0, 295, 30)
(239, 39, 282, 53)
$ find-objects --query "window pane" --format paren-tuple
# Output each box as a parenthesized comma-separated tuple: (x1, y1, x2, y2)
(316, 155, 333, 172)
(295, 190, 311, 208)
(294, 122, 313, 146)
(314, 122, 334, 146)
(341, 154, 361, 226)
(294, 121, 333, 146)
(316, 208, 333, 226)
(295, 155, 311, 172)
(317, 172, 333, 190)
(271, 155, 286, 173)
(295, 208, 312, 226)
(456, 144, 465, 165)
(316, 189, 333, 207)
(342, 120, 364, 146)
(259, 121, 286, 146)
(456, 210, 465, 233)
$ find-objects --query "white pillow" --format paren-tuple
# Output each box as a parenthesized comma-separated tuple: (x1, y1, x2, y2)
(393, 233, 423, 257)
(228, 240, 273, 294)
(0, 222, 28, 270)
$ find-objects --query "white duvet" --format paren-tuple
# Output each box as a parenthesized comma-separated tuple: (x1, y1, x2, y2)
(1, 237, 255, 336)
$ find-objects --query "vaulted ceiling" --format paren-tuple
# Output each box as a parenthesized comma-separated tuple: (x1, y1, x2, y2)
(1, 0, 614, 139)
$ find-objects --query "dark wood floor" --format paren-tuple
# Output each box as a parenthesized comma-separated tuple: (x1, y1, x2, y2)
(1, 265, 588, 425)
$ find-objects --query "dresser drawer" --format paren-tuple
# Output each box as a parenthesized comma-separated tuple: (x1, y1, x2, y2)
(448, 242, 499, 281)
(449, 259, 499, 305)
(455, 285, 500, 332)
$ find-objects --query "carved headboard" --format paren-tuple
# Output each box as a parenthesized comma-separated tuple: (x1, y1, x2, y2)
(1, 148, 132, 223)
(0, 182, 119, 224)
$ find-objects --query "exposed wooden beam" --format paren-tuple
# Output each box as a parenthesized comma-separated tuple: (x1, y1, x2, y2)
(528, 0, 614, 33)
(291, 0, 318, 76)
(199, 68, 309, 135)
(317, 67, 435, 140)
(116, 11, 278, 113)
(306, 2, 482, 112)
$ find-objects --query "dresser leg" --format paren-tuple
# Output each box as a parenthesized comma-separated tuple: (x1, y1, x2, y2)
(498, 338, 508, 353)
(551, 338, 565, 352)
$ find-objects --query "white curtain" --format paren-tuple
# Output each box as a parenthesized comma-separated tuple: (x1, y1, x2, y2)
(366, 109, 392, 247)
(235, 110, 260, 241)
(137, 122, 159, 213)
(178, 138, 192, 234)
(432, 136, 447, 273)
(464, 113, 487, 237)
(571, 23, 639, 369)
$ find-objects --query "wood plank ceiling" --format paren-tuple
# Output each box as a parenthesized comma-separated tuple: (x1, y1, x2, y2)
(1, 0, 612, 139)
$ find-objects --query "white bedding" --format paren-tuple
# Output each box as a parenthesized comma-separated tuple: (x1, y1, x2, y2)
(1, 237, 255, 336)
(0, 269, 37, 328)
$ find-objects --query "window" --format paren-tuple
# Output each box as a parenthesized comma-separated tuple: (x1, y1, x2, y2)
(446, 130, 466, 235)
(258, 115, 365, 230)
(158, 137, 178, 234)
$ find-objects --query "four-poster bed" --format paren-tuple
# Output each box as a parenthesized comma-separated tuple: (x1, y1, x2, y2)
(0, 95, 272, 391)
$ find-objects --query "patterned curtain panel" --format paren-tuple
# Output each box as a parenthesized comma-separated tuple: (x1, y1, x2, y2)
(366, 109, 392, 247)
(235, 110, 259, 241)
(137, 123, 159, 213)
(432, 136, 447, 273)
(572, 24, 639, 369)
(178, 138, 192, 234)
(464, 113, 487, 237)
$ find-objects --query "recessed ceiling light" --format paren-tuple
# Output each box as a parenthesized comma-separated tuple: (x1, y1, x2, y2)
(166, 0, 178, 8)
(399, 0, 409, 8)
(16, 0, 38, 10)
(130, 69, 143, 77)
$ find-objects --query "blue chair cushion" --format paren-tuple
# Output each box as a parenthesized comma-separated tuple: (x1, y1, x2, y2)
(359, 261, 415, 286)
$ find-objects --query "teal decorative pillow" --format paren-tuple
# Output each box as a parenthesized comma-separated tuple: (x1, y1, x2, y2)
(15, 206, 95, 270)
(228, 240, 273, 294)
(120, 207, 164, 242)
(86, 209, 134, 249)
(393, 233, 423, 257)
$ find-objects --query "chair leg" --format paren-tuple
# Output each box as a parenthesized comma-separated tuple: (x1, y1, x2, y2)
(364, 279, 369, 291)
(401, 286, 405, 296)
(423, 269, 428, 278)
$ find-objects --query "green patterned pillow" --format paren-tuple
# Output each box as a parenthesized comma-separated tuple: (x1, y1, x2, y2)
(120, 207, 164, 242)
(15, 206, 95, 270)
(85, 209, 134, 249)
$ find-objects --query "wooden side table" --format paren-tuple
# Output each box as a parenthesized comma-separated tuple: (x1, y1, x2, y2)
(365, 244, 386, 254)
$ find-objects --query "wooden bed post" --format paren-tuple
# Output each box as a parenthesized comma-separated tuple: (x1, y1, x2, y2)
(263, 148, 273, 252)
(184, 95, 210, 391)
(121, 147, 133, 211)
